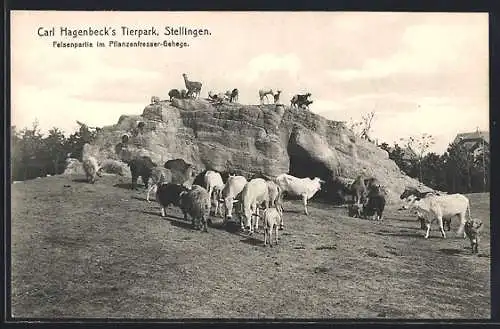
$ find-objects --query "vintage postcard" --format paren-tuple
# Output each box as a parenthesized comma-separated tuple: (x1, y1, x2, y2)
(9, 11, 490, 319)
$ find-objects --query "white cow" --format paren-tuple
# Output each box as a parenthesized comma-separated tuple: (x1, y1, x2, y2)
(403, 194, 452, 231)
(220, 175, 248, 224)
(275, 174, 324, 215)
(204, 170, 225, 217)
(406, 193, 471, 239)
(240, 178, 269, 234)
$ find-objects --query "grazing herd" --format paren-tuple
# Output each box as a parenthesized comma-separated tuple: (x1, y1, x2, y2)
(80, 154, 484, 253)
(161, 73, 313, 110)
(81, 153, 325, 247)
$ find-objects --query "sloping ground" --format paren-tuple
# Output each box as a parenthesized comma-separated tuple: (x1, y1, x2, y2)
(10, 175, 490, 319)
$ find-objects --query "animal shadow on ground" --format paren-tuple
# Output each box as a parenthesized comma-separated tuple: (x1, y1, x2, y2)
(281, 209, 305, 214)
(164, 215, 197, 231)
(382, 216, 411, 222)
(240, 235, 265, 247)
(113, 183, 137, 190)
(439, 248, 462, 256)
(72, 178, 90, 183)
(313, 266, 330, 274)
(315, 245, 337, 250)
(141, 210, 188, 223)
(388, 216, 421, 223)
(374, 231, 422, 238)
(220, 221, 242, 233)
(398, 226, 423, 231)
(141, 210, 164, 217)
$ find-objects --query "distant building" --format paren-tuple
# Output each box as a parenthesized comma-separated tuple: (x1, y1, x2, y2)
(452, 130, 489, 159)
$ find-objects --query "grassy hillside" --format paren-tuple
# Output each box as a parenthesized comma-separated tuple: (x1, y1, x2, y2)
(10, 175, 490, 319)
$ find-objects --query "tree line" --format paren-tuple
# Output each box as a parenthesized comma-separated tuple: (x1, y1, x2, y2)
(378, 139, 489, 194)
(10, 120, 97, 182)
(349, 111, 489, 194)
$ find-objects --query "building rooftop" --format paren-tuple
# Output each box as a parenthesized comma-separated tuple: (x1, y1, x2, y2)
(453, 131, 489, 146)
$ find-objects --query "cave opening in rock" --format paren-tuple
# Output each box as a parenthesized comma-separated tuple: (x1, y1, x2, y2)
(286, 141, 345, 204)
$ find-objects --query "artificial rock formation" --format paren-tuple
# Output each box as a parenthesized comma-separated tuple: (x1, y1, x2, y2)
(80, 98, 428, 203)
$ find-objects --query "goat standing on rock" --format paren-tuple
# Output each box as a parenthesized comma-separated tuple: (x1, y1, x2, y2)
(291, 93, 312, 109)
(273, 90, 282, 104)
(208, 91, 227, 104)
(259, 89, 274, 104)
(224, 88, 239, 103)
(230, 88, 239, 102)
(301, 100, 313, 110)
(182, 73, 202, 98)
(168, 89, 181, 102)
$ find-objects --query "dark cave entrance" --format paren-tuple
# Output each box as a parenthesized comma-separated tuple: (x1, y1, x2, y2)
(286, 138, 346, 205)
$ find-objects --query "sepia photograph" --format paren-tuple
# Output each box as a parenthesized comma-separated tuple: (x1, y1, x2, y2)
(9, 11, 490, 319)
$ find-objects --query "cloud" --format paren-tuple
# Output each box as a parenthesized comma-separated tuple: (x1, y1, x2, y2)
(328, 20, 487, 82)
(12, 85, 145, 136)
(371, 101, 489, 154)
(70, 66, 164, 103)
(231, 53, 301, 84)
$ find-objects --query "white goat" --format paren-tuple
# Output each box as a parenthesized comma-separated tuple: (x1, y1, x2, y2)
(182, 73, 202, 98)
(82, 156, 102, 184)
(263, 208, 281, 247)
(259, 89, 274, 104)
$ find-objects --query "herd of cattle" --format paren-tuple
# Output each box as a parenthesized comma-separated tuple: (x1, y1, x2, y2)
(81, 154, 484, 252)
(152, 73, 314, 109)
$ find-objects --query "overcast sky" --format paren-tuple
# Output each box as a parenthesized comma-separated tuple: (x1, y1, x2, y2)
(11, 11, 488, 154)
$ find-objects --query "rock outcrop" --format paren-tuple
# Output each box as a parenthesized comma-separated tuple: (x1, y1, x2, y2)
(81, 98, 428, 203)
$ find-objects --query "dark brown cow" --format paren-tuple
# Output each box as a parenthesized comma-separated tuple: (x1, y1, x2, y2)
(128, 156, 157, 190)
(362, 184, 386, 220)
(156, 183, 190, 217)
(350, 175, 367, 205)
(164, 159, 196, 185)
(364, 177, 381, 191)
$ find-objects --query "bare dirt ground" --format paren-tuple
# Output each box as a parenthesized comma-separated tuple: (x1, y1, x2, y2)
(10, 174, 491, 319)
